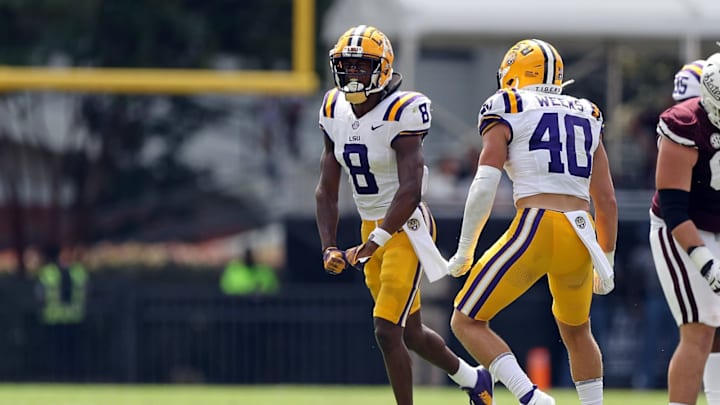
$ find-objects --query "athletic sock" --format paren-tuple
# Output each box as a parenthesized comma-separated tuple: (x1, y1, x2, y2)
(488, 352, 535, 403)
(575, 377, 603, 405)
(705, 353, 720, 405)
(448, 358, 477, 388)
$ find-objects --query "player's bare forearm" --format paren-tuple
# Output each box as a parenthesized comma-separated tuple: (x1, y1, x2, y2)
(382, 183, 421, 233)
(382, 135, 424, 233)
(315, 197, 339, 250)
(590, 143, 618, 252)
(315, 177, 340, 249)
(594, 204, 618, 252)
(315, 142, 342, 250)
(670, 221, 706, 252)
(593, 187, 617, 252)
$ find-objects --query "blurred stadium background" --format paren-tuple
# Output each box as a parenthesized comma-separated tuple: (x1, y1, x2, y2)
(0, 0, 718, 403)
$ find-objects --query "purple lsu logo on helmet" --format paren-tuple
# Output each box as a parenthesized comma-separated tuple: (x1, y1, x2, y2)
(341, 45, 364, 57)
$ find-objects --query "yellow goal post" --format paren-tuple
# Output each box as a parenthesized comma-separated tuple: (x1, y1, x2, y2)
(0, 0, 318, 95)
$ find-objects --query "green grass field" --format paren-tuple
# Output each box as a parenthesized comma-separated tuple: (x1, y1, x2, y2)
(0, 384, 706, 405)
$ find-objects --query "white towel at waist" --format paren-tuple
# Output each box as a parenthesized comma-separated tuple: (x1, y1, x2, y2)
(403, 206, 448, 283)
(563, 210, 613, 281)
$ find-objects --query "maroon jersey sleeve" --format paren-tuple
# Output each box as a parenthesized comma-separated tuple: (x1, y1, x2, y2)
(653, 98, 720, 232)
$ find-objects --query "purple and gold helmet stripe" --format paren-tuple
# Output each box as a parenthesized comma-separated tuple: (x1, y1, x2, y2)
(383, 92, 422, 121)
(530, 39, 557, 86)
(501, 89, 523, 113)
(347, 25, 368, 47)
(457, 208, 544, 317)
(322, 88, 339, 118)
(681, 61, 704, 81)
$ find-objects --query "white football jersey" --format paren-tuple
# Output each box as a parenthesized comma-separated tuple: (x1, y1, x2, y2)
(478, 88, 605, 203)
(319, 88, 432, 220)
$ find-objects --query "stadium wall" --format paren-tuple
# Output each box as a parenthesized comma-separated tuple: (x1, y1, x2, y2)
(0, 217, 669, 388)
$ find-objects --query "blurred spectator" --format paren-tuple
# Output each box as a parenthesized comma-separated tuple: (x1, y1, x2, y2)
(631, 108, 663, 188)
(36, 244, 88, 380)
(220, 248, 279, 295)
(257, 97, 282, 179)
(37, 245, 88, 325)
(283, 97, 305, 160)
(606, 105, 658, 189)
(425, 155, 463, 203)
(456, 146, 481, 183)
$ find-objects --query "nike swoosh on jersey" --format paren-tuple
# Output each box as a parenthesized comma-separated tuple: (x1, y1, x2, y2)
(371, 124, 384, 130)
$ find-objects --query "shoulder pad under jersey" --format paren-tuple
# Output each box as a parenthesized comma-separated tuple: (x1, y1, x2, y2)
(319, 88, 340, 120)
(477, 89, 523, 135)
(382, 91, 431, 135)
(587, 100, 603, 122)
(480, 89, 525, 117)
(657, 100, 702, 147)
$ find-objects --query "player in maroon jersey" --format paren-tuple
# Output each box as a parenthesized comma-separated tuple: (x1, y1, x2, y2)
(649, 52, 720, 405)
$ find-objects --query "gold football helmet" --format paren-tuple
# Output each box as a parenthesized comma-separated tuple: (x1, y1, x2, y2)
(329, 25, 394, 104)
(497, 39, 564, 94)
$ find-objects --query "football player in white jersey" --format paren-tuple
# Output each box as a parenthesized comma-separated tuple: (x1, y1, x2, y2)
(447, 39, 618, 405)
(314, 25, 492, 405)
(650, 53, 720, 405)
(672, 60, 706, 102)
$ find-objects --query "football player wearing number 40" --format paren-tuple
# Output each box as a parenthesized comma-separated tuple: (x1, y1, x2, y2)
(447, 39, 618, 405)
(650, 53, 720, 405)
(314, 25, 493, 405)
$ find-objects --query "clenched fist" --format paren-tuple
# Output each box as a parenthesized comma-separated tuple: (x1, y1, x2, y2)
(447, 254, 473, 277)
(345, 242, 378, 271)
(323, 247, 347, 275)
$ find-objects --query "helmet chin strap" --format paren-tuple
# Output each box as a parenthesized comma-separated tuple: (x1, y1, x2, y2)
(343, 81, 369, 104)
(340, 81, 367, 104)
(345, 92, 368, 104)
(523, 84, 563, 95)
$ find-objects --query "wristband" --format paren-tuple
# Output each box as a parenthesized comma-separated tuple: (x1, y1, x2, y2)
(323, 246, 341, 259)
(689, 245, 714, 275)
(368, 227, 392, 247)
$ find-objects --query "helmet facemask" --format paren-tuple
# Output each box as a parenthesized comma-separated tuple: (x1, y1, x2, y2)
(702, 94, 720, 129)
(329, 25, 394, 104)
(330, 56, 385, 104)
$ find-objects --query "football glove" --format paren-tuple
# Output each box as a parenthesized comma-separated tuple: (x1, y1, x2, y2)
(593, 250, 615, 295)
(689, 246, 720, 294)
(703, 263, 720, 294)
(322, 247, 347, 275)
(447, 253, 473, 278)
(344, 243, 375, 272)
(592, 272, 615, 295)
